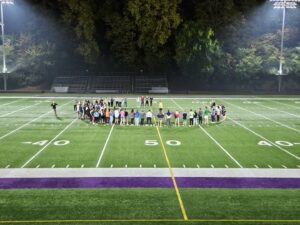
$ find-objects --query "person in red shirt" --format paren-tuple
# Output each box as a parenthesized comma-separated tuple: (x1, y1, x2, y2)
(174, 110, 180, 127)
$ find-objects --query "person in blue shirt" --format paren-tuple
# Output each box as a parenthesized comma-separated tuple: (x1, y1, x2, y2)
(135, 110, 140, 126)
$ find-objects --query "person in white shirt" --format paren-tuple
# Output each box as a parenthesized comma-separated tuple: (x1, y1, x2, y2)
(146, 110, 153, 125)
(114, 108, 120, 124)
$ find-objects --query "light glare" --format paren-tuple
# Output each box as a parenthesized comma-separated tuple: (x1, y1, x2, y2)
(0, 0, 14, 5)
(270, 0, 300, 8)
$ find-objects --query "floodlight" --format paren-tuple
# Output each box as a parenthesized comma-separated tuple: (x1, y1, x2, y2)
(270, 0, 300, 8)
(0, 0, 14, 91)
(269, 0, 299, 92)
(0, 0, 14, 5)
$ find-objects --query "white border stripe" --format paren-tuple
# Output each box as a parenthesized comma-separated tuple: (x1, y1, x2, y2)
(96, 124, 115, 168)
(1, 168, 299, 178)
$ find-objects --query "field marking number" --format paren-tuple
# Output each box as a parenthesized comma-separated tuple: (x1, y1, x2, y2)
(258, 140, 297, 147)
(243, 101, 260, 104)
(23, 140, 70, 146)
(145, 140, 181, 146)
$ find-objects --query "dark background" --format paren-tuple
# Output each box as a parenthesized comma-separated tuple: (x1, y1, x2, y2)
(2, 0, 300, 92)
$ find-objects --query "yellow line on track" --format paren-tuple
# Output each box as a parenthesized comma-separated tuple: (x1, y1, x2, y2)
(0, 218, 300, 224)
(154, 124, 188, 221)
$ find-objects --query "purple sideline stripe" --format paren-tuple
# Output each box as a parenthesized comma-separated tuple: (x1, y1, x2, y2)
(0, 177, 299, 189)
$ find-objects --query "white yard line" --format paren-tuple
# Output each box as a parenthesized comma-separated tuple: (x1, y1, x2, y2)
(171, 99, 185, 110)
(199, 126, 243, 168)
(228, 116, 300, 161)
(0, 99, 23, 107)
(172, 98, 243, 168)
(257, 103, 300, 118)
(225, 100, 300, 134)
(271, 100, 300, 110)
(1, 168, 300, 178)
(0, 101, 71, 141)
(96, 124, 115, 168)
(21, 118, 78, 168)
(0, 102, 41, 118)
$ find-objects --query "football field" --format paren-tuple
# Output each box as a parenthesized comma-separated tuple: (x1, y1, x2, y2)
(0, 94, 299, 225)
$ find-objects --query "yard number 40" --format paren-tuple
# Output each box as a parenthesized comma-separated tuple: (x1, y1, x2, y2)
(25, 140, 70, 146)
(145, 140, 181, 146)
(258, 140, 296, 147)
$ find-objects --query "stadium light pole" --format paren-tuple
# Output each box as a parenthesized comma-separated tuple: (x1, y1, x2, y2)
(0, 0, 14, 91)
(270, 0, 299, 92)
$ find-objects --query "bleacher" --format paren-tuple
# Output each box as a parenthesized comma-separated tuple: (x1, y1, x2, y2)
(89, 76, 131, 93)
(135, 75, 169, 93)
(51, 74, 168, 93)
(51, 76, 88, 93)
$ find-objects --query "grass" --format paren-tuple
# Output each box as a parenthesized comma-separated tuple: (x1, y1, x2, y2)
(0, 94, 299, 224)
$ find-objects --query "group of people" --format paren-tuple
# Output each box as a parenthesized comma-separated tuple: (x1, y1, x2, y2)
(72, 97, 226, 127)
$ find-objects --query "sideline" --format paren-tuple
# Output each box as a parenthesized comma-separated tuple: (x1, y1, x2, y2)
(0, 218, 299, 224)
(1, 168, 300, 178)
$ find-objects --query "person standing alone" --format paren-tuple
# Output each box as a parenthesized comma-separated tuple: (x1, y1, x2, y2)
(51, 101, 58, 117)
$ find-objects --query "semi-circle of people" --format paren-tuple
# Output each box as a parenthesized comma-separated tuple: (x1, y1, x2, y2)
(74, 97, 226, 127)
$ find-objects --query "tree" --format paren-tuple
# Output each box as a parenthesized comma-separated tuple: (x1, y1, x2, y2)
(285, 46, 300, 75)
(102, 0, 139, 69)
(127, 0, 181, 51)
(0, 33, 54, 86)
(235, 48, 263, 79)
(175, 22, 220, 77)
(59, 0, 100, 64)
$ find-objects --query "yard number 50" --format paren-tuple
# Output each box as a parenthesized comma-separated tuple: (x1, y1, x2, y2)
(145, 140, 181, 146)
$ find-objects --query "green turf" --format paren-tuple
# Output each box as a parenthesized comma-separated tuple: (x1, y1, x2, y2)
(0, 188, 299, 225)
(0, 96, 299, 168)
(0, 95, 299, 224)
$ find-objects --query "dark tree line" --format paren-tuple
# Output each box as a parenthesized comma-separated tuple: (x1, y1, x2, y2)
(3, 0, 300, 90)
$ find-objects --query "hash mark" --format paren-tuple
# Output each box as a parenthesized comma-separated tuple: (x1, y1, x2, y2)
(211, 164, 214, 168)
(225, 165, 229, 168)
(254, 165, 259, 168)
(51, 164, 55, 168)
(197, 164, 200, 168)
(5, 165, 10, 168)
(154, 164, 156, 168)
(268, 165, 272, 169)
(125, 164, 127, 168)
(66, 164, 69, 168)
(139, 164, 142, 168)
(183, 164, 186, 168)
(36, 165, 40, 168)
(297, 165, 300, 168)
(282, 165, 287, 169)
(110, 164, 113, 168)
(81, 164, 84, 168)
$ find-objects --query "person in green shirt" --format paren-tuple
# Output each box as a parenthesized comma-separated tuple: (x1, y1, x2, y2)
(204, 106, 210, 125)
